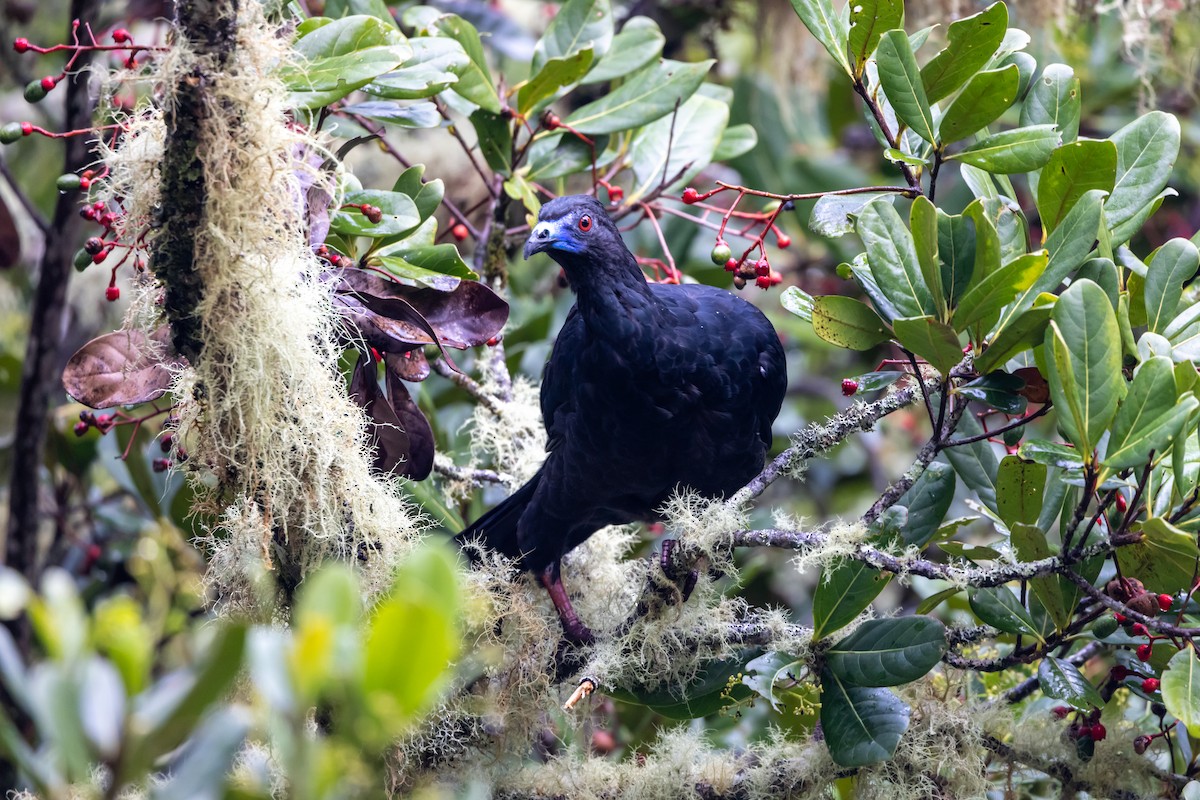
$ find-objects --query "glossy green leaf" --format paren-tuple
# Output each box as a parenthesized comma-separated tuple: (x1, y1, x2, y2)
(340, 100, 439, 128)
(611, 654, 751, 719)
(916, 587, 962, 615)
(565, 59, 713, 134)
(920, 2, 1008, 103)
(330, 189, 420, 237)
(518, 48, 594, 115)
(969, 586, 1043, 641)
(377, 246, 475, 286)
(780, 286, 814, 322)
(947, 125, 1059, 174)
(1162, 648, 1200, 737)
(1018, 440, 1085, 470)
(876, 30, 936, 143)
(898, 461, 955, 547)
(284, 16, 412, 110)
(628, 92, 728, 203)
(956, 371, 1027, 415)
(363, 37, 465, 100)
(1107, 357, 1195, 472)
(469, 109, 513, 175)
(858, 199, 934, 319)
(974, 297, 1054, 373)
(811, 192, 893, 239)
(938, 65, 1020, 144)
(937, 210, 975, 307)
(526, 131, 596, 181)
(582, 16, 663, 84)
(1106, 111, 1181, 242)
(1145, 238, 1200, 334)
(789, 0, 853, 76)
(911, 196, 945, 319)
(1045, 279, 1125, 455)
(532, 0, 612, 71)
(827, 616, 947, 687)
(1037, 140, 1117, 235)
(848, 0, 903, 74)
(893, 316, 963, 374)
(1019, 63, 1080, 144)
(434, 15, 502, 113)
(810, 295, 891, 351)
(820, 671, 910, 767)
(996, 457, 1047, 529)
(953, 251, 1046, 333)
(1010, 522, 1070, 628)
(813, 558, 891, 640)
(1116, 517, 1200, 594)
(942, 410, 999, 512)
(1039, 656, 1104, 710)
(961, 199, 1001, 287)
(713, 123, 758, 162)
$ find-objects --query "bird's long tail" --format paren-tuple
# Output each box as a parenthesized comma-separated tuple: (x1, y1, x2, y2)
(455, 469, 541, 563)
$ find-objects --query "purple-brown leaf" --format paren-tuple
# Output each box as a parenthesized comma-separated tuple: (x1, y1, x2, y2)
(62, 326, 183, 409)
(349, 354, 411, 476)
(386, 348, 430, 382)
(386, 366, 434, 480)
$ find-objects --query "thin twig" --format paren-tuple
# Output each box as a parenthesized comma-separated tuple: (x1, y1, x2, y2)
(942, 404, 1051, 447)
(432, 357, 505, 416)
(432, 457, 511, 487)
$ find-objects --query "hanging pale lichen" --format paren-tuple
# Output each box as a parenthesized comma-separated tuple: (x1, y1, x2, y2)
(97, 0, 423, 611)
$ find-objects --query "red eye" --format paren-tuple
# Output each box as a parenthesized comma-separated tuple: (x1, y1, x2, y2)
(578, 215, 592, 232)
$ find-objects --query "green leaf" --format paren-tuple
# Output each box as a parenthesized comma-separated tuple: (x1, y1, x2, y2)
(1116, 517, 1200, 594)
(1106, 111, 1181, 242)
(820, 671, 910, 767)
(526, 131, 596, 181)
(518, 48, 594, 115)
(340, 100, 440, 128)
(848, 0, 903, 75)
(1039, 656, 1104, 710)
(813, 559, 891, 640)
(330, 189, 420, 238)
(969, 586, 1044, 641)
(811, 192, 893, 239)
(974, 297, 1054, 373)
(938, 210, 976, 307)
(956, 371, 1027, 415)
(780, 286, 814, 322)
(1037, 140, 1117, 235)
(149, 707, 250, 800)
(1010, 522, 1071, 628)
(532, 0, 612, 71)
(627, 92, 728, 204)
(893, 316, 963, 375)
(916, 587, 962, 615)
(810, 295, 891, 350)
(953, 251, 1046, 333)
(942, 410, 999, 512)
(582, 16, 663, 84)
(468, 109, 513, 175)
(898, 461, 955, 547)
(434, 15, 502, 113)
(826, 616, 948, 687)
(1106, 356, 1191, 471)
(876, 30, 937, 143)
(295, 563, 362, 630)
(911, 197, 945, 320)
(1019, 64, 1080, 144)
(714, 123, 758, 162)
(996, 457, 1047, 529)
(363, 37, 466, 100)
(1163, 648, 1200, 737)
(283, 16, 412, 110)
(947, 125, 1060, 173)
(565, 59, 713, 135)
(1145, 238, 1200, 334)
(1018, 440, 1085, 470)
(857, 199, 934, 319)
(920, 2, 1009, 104)
(789, 0, 853, 76)
(1045, 280, 1125, 456)
(377, 246, 475, 286)
(938, 65, 1020, 144)
(612, 652, 751, 719)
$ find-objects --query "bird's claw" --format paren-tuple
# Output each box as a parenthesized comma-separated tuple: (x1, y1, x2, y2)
(659, 539, 699, 602)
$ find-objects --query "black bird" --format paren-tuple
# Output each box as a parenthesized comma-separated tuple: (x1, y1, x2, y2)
(459, 195, 787, 643)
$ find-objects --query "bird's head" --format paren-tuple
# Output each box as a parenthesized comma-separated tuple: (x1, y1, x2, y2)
(524, 195, 619, 262)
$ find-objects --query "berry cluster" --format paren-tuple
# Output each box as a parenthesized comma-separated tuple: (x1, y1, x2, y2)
(75, 408, 185, 467)
(342, 203, 383, 224)
(680, 184, 793, 292)
(315, 243, 354, 269)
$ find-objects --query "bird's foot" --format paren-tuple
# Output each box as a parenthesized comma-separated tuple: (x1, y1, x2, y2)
(660, 539, 699, 602)
(539, 563, 595, 647)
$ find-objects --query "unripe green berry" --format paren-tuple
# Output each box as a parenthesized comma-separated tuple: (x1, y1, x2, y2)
(23, 79, 48, 103)
(73, 248, 92, 272)
(0, 122, 22, 144)
(1090, 615, 1118, 639)
(836, 262, 853, 280)
(710, 243, 732, 266)
(56, 174, 82, 192)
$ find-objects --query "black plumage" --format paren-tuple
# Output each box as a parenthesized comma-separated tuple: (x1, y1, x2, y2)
(459, 195, 787, 642)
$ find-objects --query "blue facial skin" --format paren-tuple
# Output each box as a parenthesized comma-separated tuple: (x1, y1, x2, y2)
(525, 218, 585, 258)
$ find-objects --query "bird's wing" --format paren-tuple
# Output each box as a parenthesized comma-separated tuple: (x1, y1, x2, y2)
(540, 304, 585, 453)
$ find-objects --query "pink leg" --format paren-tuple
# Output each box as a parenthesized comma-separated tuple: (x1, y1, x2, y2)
(539, 562, 594, 645)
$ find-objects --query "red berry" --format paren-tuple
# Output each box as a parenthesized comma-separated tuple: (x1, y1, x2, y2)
(608, 186, 623, 202)
(1090, 723, 1107, 741)
(776, 234, 791, 249)
(770, 272, 783, 286)
(681, 187, 700, 204)
(1137, 643, 1153, 662)
(40, 75, 56, 91)
(20, 122, 32, 136)
(842, 379, 859, 397)
(105, 285, 119, 302)
(1142, 677, 1160, 693)
(1115, 613, 1127, 624)
(754, 260, 770, 277)
(545, 113, 561, 130)
(1134, 734, 1152, 754)
(1116, 493, 1128, 513)
(81, 207, 96, 221)
(160, 433, 173, 452)
(112, 28, 131, 43)
(152, 458, 169, 473)
(13, 37, 30, 53)
(755, 275, 771, 290)
(1111, 665, 1130, 681)
(79, 177, 91, 190)
(1132, 623, 1149, 637)
(84, 237, 104, 255)
(73, 421, 88, 437)
(452, 223, 469, 241)
(1051, 706, 1070, 719)
(1158, 594, 1173, 612)
(486, 336, 500, 347)
(724, 258, 738, 273)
